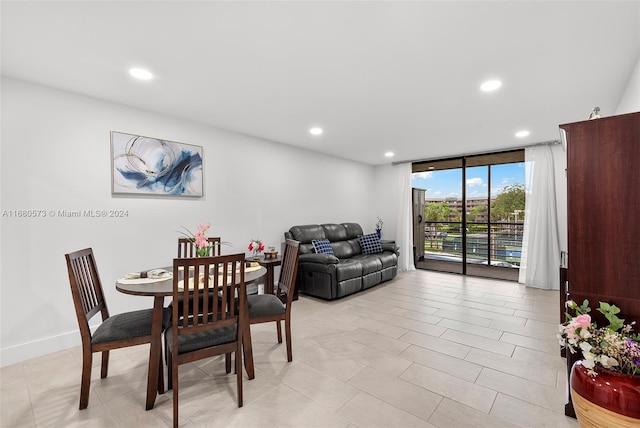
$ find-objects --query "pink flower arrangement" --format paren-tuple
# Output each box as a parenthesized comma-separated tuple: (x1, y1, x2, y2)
(194, 222, 212, 256)
(180, 222, 220, 257)
(559, 299, 640, 377)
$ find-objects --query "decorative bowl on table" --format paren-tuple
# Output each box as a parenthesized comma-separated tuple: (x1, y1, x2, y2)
(264, 251, 278, 259)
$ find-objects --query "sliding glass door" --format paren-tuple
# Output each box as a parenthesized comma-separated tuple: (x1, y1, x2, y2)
(411, 151, 524, 281)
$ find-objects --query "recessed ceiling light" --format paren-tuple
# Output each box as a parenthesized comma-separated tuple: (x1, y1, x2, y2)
(384, 152, 394, 158)
(129, 68, 153, 80)
(515, 130, 530, 138)
(309, 127, 323, 136)
(480, 80, 502, 92)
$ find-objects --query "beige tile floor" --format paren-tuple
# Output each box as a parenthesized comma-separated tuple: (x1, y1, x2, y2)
(1, 270, 580, 427)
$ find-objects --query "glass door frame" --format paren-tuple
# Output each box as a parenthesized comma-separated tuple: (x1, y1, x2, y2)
(412, 150, 524, 279)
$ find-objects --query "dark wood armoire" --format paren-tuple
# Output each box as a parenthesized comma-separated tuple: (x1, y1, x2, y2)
(559, 111, 640, 416)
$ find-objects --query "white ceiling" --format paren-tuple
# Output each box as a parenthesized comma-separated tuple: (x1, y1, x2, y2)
(2, 1, 639, 165)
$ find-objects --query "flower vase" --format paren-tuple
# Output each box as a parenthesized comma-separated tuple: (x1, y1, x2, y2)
(376, 229, 381, 239)
(252, 250, 261, 261)
(570, 360, 640, 427)
(195, 246, 208, 257)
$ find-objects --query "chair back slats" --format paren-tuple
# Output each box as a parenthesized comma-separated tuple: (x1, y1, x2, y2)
(76, 257, 99, 313)
(172, 254, 245, 338)
(177, 237, 221, 258)
(65, 248, 109, 338)
(277, 240, 300, 303)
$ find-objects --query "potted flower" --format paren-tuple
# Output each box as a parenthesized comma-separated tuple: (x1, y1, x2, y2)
(179, 222, 221, 257)
(247, 239, 264, 260)
(375, 217, 383, 239)
(559, 299, 640, 425)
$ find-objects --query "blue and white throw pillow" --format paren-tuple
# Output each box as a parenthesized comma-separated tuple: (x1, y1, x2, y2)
(312, 238, 334, 255)
(358, 233, 383, 255)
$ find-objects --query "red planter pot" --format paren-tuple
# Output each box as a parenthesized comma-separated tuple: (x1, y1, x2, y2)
(570, 360, 640, 427)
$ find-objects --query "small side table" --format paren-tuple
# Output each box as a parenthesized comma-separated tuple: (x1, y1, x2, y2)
(256, 256, 282, 295)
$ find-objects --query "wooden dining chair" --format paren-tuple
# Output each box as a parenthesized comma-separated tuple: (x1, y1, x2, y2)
(166, 254, 246, 427)
(177, 237, 221, 258)
(170, 236, 231, 355)
(65, 248, 164, 410)
(247, 239, 300, 362)
(169, 235, 224, 330)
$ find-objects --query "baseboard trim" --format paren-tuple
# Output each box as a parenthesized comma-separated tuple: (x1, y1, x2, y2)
(1, 330, 81, 367)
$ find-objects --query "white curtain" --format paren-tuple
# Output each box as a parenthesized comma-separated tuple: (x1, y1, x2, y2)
(518, 145, 562, 289)
(395, 163, 415, 271)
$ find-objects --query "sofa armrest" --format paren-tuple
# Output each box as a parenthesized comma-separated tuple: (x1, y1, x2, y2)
(299, 253, 340, 264)
(381, 240, 399, 255)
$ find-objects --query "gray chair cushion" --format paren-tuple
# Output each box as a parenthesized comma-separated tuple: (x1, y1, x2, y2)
(166, 324, 237, 354)
(247, 294, 285, 318)
(161, 306, 175, 330)
(92, 309, 156, 344)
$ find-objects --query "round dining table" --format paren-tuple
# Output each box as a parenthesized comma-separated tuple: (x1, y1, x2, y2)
(116, 264, 266, 410)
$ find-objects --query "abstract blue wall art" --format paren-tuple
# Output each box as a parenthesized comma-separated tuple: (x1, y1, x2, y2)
(111, 131, 203, 197)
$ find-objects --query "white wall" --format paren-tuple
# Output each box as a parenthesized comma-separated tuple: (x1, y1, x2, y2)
(615, 56, 640, 115)
(0, 77, 376, 366)
(372, 164, 398, 242)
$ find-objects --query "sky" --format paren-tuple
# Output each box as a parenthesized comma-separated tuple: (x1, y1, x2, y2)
(411, 162, 525, 199)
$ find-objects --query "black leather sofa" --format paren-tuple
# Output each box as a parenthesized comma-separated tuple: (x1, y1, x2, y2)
(284, 223, 399, 300)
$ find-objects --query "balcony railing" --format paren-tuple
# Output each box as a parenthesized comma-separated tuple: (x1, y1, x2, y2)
(422, 221, 523, 268)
